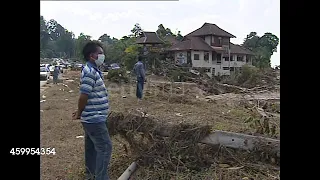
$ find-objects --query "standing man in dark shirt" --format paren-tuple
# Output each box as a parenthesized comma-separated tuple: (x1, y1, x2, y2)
(53, 66, 60, 84)
(133, 56, 146, 101)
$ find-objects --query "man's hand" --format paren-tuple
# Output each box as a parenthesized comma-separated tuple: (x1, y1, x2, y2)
(72, 110, 81, 120)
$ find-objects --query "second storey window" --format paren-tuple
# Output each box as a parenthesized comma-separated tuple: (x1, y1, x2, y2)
(194, 54, 200, 60)
(204, 51, 209, 61)
(218, 37, 222, 45)
(211, 36, 215, 46)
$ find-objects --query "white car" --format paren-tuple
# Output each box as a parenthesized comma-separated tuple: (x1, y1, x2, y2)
(40, 67, 50, 81)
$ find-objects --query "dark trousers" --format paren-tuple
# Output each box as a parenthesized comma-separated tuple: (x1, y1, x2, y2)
(81, 122, 112, 180)
(136, 77, 144, 99)
(53, 75, 58, 84)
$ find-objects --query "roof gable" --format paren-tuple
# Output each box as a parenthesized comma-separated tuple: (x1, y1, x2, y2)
(186, 23, 236, 38)
(163, 35, 180, 45)
(136, 31, 164, 44)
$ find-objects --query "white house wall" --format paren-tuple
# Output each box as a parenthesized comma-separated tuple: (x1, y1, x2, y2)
(173, 50, 252, 77)
(191, 50, 212, 67)
(211, 64, 230, 76)
(221, 55, 246, 67)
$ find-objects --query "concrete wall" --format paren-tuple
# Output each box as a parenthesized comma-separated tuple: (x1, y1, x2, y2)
(221, 54, 247, 67)
(191, 50, 212, 68)
(173, 50, 252, 77)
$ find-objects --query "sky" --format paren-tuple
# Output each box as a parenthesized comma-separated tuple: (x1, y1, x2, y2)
(40, 0, 280, 67)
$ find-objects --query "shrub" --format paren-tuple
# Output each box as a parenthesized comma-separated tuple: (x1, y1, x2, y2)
(106, 68, 129, 83)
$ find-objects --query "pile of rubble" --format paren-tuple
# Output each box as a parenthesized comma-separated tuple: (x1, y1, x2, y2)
(152, 60, 280, 95)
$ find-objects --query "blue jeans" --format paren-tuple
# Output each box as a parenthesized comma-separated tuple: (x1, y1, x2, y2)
(81, 122, 112, 180)
(136, 77, 144, 99)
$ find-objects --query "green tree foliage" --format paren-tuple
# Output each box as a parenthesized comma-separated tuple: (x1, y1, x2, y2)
(40, 16, 77, 59)
(98, 34, 115, 46)
(131, 23, 143, 37)
(74, 33, 92, 60)
(176, 31, 183, 41)
(40, 17, 182, 71)
(242, 32, 279, 68)
(156, 24, 183, 41)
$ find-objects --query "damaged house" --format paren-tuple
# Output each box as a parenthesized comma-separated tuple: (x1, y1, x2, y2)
(168, 23, 253, 77)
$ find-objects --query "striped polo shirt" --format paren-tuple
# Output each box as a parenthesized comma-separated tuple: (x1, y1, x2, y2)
(79, 61, 109, 123)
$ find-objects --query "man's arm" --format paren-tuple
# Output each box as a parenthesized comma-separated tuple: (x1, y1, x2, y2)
(76, 70, 96, 118)
(139, 64, 146, 79)
(77, 93, 88, 117)
(132, 63, 137, 75)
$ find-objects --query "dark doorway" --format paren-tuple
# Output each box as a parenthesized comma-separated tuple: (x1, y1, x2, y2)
(187, 51, 192, 65)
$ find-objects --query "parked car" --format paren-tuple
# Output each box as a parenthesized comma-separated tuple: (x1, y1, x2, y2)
(40, 67, 50, 81)
(100, 63, 120, 72)
(58, 65, 64, 73)
(110, 63, 120, 70)
(49, 66, 55, 75)
(100, 63, 109, 72)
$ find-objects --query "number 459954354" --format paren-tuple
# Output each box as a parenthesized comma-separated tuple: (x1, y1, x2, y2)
(10, 148, 56, 155)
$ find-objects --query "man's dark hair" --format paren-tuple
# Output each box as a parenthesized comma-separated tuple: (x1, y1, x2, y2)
(82, 41, 104, 61)
(138, 55, 143, 62)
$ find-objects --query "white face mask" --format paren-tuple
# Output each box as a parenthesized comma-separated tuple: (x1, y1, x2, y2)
(95, 54, 105, 66)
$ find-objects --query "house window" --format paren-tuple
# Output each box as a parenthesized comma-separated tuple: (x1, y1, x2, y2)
(211, 36, 215, 46)
(230, 55, 234, 61)
(218, 37, 222, 45)
(212, 53, 217, 61)
(223, 67, 230, 70)
(237, 55, 243, 61)
(230, 67, 235, 71)
(205, 68, 210, 73)
(246, 56, 250, 63)
(194, 54, 200, 60)
(212, 68, 215, 76)
(224, 57, 229, 61)
(204, 51, 209, 61)
(217, 53, 221, 64)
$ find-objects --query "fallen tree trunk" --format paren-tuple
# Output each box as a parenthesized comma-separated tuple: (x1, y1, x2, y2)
(156, 127, 280, 157)
(116, 130, 280, 180)
(108, 112, 280, 157)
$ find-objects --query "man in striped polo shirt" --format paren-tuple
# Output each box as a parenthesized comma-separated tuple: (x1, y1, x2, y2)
(72, 41, 112, 180)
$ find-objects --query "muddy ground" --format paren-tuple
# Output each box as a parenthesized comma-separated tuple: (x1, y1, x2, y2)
(40, 70, 280, 180)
